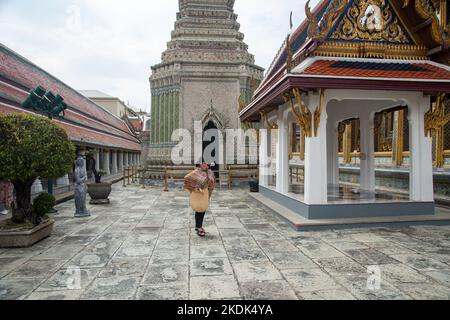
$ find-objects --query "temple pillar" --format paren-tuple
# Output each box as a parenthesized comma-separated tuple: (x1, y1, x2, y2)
(327, 122, 340, 187)
(124, 152, 129, 167)
(392, 110, 405, 166)
(408, 95, 434, 202)
(118, 151, 124, 172)
(276, 106, 289, 194)
(304, 93, 328, 204)
(31, 178, 43, 194)
(259, 127, 269, 187)
(343, 123, 352, 163)
(360, 113, 376, 192)
(111, 150, 118, 174)
(94, 149, 100, 171)
(103, 149, 111, 175)
(56, 174, 70, 186)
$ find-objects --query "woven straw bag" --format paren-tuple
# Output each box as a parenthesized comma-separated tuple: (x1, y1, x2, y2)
(190, 188, 209, 212)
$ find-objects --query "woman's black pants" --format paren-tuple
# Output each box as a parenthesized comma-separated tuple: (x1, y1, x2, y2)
(195, 212, 206, 229)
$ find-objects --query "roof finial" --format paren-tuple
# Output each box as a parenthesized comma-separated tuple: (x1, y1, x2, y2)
(289, 11, 293, 31)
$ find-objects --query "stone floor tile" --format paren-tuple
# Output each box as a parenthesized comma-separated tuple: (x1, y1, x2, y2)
(190, 244, 227, 259)
(25, 290, 83, 300)
(98, 257, 149, 278)
(377, 263, 432, 284)
(335, 274, 412, 300)
(256, 239, 298, 253)
(390, 253, 449, 272)
(294, 239, 346, 259)
(240, 280, 298, 300)
(6, 259, 66, 279)
(190, 258, 233, 277)
(137, 284, 188, 300)
(343, 248, 400, 266)
(266, 251, 317, 270)
(314, 257, 366, 276)
(80, 276, 140, 300)
(0, 278, 43, 300)
(297, 289, 356, 300)
(232, 261, 283, 282)
(36, 268, 100, 292)
(281, 268, 342, 293)
(114, 245, 154, 258)
(423, 270, 450, 286)
(141, 264, 188, 286)
(190, 275, 240, 300)
(396, 282, 449, 300)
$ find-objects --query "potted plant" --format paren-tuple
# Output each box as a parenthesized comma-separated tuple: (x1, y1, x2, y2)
(87, 170, 112, 205)
(249, 178, 259, 193)
(0, 113, 75, 248)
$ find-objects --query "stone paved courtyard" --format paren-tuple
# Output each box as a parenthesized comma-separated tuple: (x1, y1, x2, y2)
(1, 185, 450, 300)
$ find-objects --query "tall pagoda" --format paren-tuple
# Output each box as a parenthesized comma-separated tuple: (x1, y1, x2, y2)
(149, 0, 264, 166)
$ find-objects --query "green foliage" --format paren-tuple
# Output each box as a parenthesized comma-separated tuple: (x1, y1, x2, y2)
(85, 149, 97, 158)
(33, 193, 56, 217)
(0, 113, 76, 182)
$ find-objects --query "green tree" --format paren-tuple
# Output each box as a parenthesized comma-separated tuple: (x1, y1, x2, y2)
(0, 113, 75, 225)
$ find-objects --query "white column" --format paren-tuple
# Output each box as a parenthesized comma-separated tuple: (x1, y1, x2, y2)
(103, 149, 111, 175)
(95, 149, 100, 171)
(31, 178, 43, 194)
(56, 174, 70, 186)
(259, 127, 269, 187)
(276, 106, 289, 194)
(111, 150, 118, 174)
(118, 151, 124, 172)
(304, 93, 328, 204)
(408, 95, 434, 202)
(359, 112, 376, 192)
(124, 152, 129, 167)
(327, 121, 340, 187)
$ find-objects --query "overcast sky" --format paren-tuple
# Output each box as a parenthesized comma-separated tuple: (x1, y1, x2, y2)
(0, 0, 320, 112)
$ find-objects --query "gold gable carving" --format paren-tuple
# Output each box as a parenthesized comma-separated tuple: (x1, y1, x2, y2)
(329, 0, 412, 43)
(306, 0, 350, 41)
(414, 0, 449, 45)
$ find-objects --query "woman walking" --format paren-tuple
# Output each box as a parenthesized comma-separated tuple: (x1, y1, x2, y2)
(184, 162, 216, 237)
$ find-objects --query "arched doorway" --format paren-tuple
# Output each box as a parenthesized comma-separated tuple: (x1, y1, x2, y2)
(203, 120, 220, 173)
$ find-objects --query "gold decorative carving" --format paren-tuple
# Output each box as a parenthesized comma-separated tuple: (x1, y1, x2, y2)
(402, 0, 411, 8)
(260, 111, 278, 129)
(313, 41, 427, 59)
(414, 0, 449, 45)
(425, 93, 450, 167)
(306, 0, 350, 41)
(330, 0, 411, 43)
(425, 93, 450, 136)
(285, 35, 293, 73)
(313, 89, 325, 137)
(284, 89, 312, 137)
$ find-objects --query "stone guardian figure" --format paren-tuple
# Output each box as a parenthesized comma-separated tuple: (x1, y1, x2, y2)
(74, 156, 90, 217)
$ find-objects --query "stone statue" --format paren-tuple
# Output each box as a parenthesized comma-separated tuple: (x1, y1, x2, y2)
(74, 156, 90, 217)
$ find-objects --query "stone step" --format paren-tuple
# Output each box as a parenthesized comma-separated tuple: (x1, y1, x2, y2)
(249, 193, 450, 232)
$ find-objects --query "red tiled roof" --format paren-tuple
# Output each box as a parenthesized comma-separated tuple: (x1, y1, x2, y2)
(0, 103, 141, 150)
(302, 60, 450, 80)
(0, 44, 141, 151)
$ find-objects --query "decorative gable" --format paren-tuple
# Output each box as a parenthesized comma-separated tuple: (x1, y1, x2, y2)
(327, 0, 415, 45)
(305, 0, 429, 60)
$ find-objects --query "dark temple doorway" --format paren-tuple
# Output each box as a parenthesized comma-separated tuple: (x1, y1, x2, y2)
(203, 121, 220, 174)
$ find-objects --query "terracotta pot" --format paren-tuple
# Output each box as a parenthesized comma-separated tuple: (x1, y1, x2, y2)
(87, 182, 112, 204)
